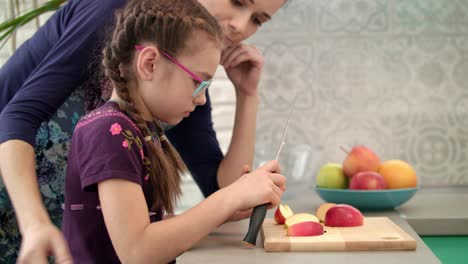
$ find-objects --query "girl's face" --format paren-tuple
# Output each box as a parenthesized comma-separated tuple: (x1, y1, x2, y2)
(134, 32, 221, 125)
(198, 0, 286, 48)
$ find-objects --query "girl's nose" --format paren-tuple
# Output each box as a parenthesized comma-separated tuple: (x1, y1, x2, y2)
(193, 91, 207, 106)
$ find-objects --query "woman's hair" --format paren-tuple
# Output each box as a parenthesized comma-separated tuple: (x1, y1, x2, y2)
(101, 0, 223, 213)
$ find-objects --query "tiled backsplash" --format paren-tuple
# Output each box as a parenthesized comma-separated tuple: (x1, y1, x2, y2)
(212, 0, 468, 190)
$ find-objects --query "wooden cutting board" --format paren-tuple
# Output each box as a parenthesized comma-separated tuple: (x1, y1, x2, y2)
(261, 217, 417, 252)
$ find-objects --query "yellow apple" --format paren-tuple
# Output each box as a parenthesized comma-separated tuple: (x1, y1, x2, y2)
(315, 203, 336, 222)
(284, 213, 319, 229)
(287, 221, 324, 236)
(274, 204, 294, 224)
(316, 163, 348, 189)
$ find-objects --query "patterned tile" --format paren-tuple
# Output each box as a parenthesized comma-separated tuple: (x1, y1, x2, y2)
(394, 0, 468, 34)
(260, 0, 315, 34)
(257, 41, 316, 111)
(317, 0, 390, 34)
(246, 33, 468, 187)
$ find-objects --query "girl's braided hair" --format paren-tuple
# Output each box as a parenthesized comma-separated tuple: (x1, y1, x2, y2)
(101, 0, 222, 213)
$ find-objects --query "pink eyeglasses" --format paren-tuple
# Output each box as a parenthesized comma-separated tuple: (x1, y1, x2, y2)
(135, 45, 212, 97)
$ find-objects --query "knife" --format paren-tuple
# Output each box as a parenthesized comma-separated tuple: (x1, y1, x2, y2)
(242, 110, 294, 247)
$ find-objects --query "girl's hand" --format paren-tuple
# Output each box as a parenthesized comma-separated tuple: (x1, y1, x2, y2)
(17, 222, 73, 264)
(221, 43, 264, 97)
(224, 209, 253, 224)
(227, 160, 286, 212)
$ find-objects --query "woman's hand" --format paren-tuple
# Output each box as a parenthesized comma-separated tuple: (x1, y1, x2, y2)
(221, 43, 264, 97)
(227, 160, 286, 212)
(17, 222, 73, 264)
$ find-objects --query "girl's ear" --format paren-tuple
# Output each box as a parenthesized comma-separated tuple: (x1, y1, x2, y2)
(136, 46, 161, 81)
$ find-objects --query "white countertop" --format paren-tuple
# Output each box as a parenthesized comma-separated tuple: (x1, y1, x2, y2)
(397, 187, 468, 235)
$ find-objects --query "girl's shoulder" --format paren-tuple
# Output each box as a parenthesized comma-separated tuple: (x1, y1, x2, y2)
(74, 102, 143, 138)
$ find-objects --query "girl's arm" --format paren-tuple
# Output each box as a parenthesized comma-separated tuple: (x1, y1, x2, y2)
(98, 161, 284, 264)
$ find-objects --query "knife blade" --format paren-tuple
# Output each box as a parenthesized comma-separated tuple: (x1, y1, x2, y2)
(242, 110, 294, 247)
(275, 110, 294, 160)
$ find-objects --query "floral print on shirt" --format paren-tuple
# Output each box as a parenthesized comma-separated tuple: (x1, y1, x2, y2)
(110, 123, 151, 181)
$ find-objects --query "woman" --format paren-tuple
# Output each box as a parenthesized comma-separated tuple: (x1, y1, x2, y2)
(0, 0, 286, 262)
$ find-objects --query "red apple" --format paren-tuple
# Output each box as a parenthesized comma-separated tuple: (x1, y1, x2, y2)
(274, 204, 294, 224)
(315, 203, 336, 222)
(287, 221, 324, 236)
(284, 213, 319, 229)
(349, 171, 387, 190)
(324, 204, 364, 227)
(342, 145, 381, 177)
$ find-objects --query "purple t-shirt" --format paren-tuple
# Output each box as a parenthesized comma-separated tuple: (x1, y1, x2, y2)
(62, 101, 173, 263)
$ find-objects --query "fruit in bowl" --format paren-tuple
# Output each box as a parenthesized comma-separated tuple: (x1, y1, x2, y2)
(314, 146, 419, 210)
(316, 163, 347, 189)
(378, 160, 418, 189)
(342, 145, 381, 177)
(349, 171, 387, 190)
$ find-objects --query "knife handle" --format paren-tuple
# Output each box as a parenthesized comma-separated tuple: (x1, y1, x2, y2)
(241, 203, 268, 247)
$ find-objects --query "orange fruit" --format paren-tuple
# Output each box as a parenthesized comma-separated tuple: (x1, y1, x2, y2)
(378, 160, 418, 189)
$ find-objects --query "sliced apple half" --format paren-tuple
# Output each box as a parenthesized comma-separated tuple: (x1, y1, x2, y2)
(324, 204, 364, 227)
(315, 203, 336, 222)
(284, 213, 319, 229)
(287, 221, 324, 237)
(274, 204, 294, 224)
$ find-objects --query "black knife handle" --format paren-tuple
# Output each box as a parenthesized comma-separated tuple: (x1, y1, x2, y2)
(241, 203, 268, 247)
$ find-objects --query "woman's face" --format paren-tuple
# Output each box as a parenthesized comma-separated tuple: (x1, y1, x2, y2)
(198, 0, 286, 47)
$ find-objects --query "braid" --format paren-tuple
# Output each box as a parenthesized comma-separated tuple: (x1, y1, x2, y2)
(101, 0, 222, 213)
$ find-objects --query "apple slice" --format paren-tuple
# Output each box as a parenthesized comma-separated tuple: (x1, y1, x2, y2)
(287, 221, 324, 236)
(315, 203, 336, 222)
(284, 213, 319, 229)
(274, 204, 294, 224)
(324, 204, 364, 227)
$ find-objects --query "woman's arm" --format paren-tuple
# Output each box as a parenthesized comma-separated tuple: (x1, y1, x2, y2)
(217, 93, 258, 188)
(0, 0, 125, 262)
(0, 141, 46, 233)
(0, 140, 72, 263)
(98, 161, 284, 264)
(216, 43, 264, 188)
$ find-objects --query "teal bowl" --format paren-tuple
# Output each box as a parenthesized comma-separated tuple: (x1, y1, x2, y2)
(314, 186, 419, 210)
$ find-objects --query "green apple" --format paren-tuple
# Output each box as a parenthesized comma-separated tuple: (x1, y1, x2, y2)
(316, 163, 348, 189)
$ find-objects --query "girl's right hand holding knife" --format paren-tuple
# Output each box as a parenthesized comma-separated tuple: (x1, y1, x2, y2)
(223, 160, 286, 212)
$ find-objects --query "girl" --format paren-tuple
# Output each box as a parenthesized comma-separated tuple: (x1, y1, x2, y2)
(0, 0, 287, 262)
(62, 0, 286, 263)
